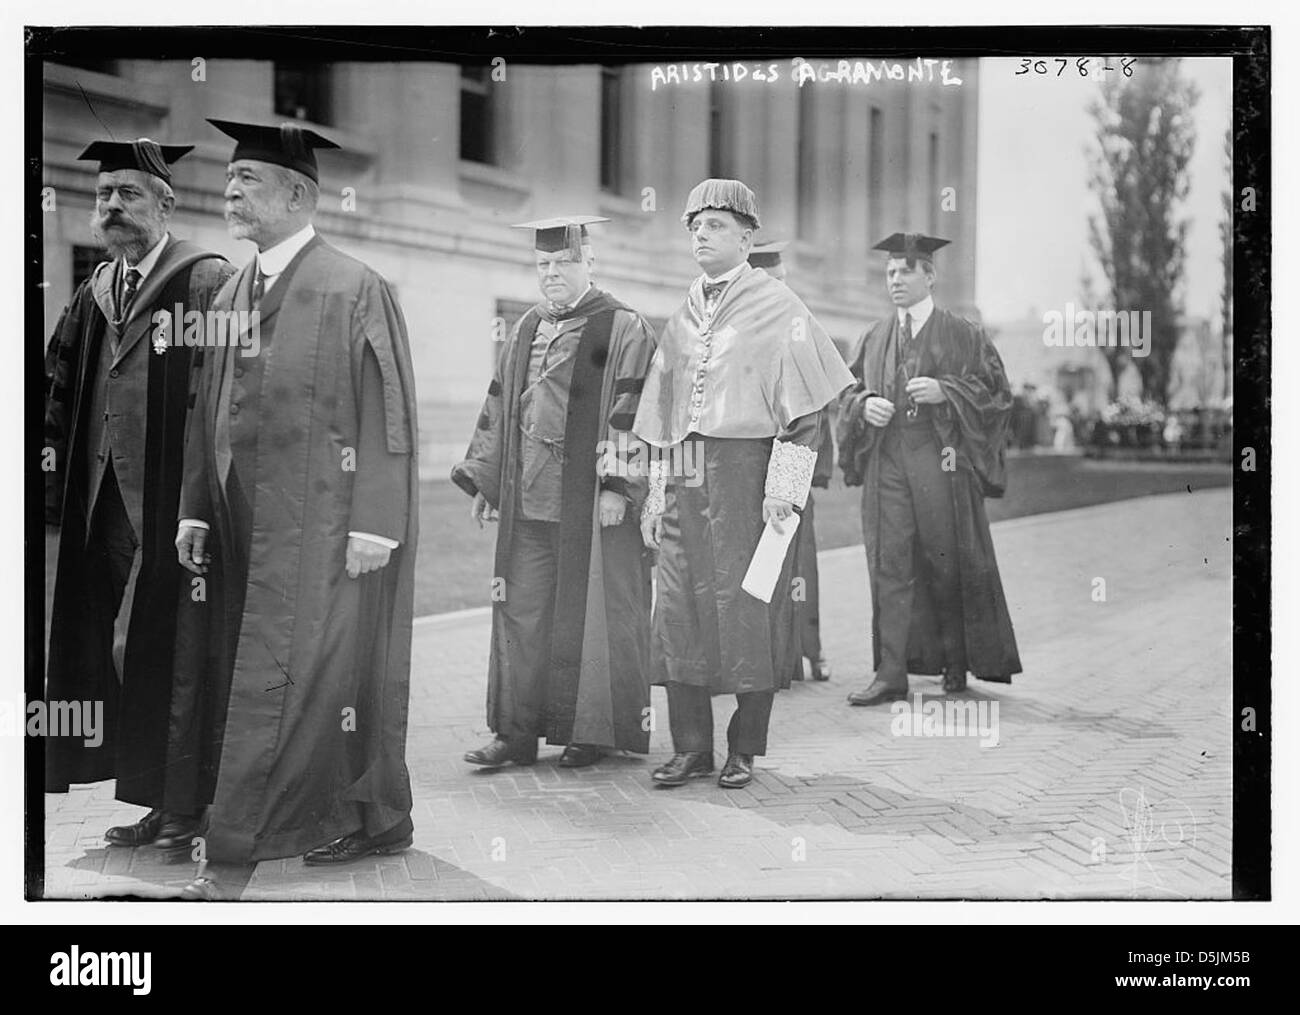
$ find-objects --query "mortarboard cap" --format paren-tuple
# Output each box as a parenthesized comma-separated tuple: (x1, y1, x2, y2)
(873, 232, 951, 261)
(511, 215, 610, 258)
(681, 178, 762, 230)
(748, 239, 789, 270)
(78, 138, 194, 183)
(207, 118, 341, 184)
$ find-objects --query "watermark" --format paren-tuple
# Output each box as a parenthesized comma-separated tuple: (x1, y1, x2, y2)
(888, 693, 999, 748)
(1116, 785, 1198, 897)
(3, 698, 103, 747)
(50, 948, 151, 995)
(596, 433, 704, 487)
(1042, 303, 1151, 358)
(150, 306, 261, 357)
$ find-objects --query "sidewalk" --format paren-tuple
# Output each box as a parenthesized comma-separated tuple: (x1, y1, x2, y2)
(43, 488, 1233, 901)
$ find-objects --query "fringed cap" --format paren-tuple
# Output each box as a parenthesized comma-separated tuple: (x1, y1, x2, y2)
(681, 178, 762, 230)
(78, 138, 194, 182)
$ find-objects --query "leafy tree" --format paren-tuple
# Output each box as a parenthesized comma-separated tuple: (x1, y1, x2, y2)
(1086, 59, 1199, 404)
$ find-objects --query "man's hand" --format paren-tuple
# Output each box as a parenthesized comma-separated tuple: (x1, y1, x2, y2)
(640, 512, 663, 550)
(763, 497, 794, 531)
(471, 492, 499, 528)
(176, 524, 209, 576)
(346, 536, 392, 579)
(598, 489, 626, 528)
(905, 376, 947, 405)
(863, 396, 896, 428)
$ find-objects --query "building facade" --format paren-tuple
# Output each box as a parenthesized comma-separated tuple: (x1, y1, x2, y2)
(42, 57, 979, 471)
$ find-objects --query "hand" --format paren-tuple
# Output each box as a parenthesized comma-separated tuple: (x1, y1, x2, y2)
(863, 396, 895, 427)
(175, 524, 209, 575)
(640, 512, 663, 550)
(598, 489, 626, 528)
(905, 376, 946, 405)
(762, 497, 794, 532)
(471, 492, 499, 528)
(346, 536, 392, 579)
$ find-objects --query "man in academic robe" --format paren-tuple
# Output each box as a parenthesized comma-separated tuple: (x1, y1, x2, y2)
(452, 216, 657, 770)
(170, 119, 420, 895)
(635, 180, 854, 789)
(838, 232, 1021, 707)
(748, 240, 834, 684)
(43, 138, 235, 850)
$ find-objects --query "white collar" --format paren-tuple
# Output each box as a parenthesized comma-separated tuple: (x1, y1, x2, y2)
(898, 295, 935, 331)
(122, 232, 169, 280)
(257, 223, 316, 278)
(702, 260, 747, 286)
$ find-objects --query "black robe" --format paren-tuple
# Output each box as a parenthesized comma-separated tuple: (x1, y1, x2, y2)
(452, 287, 657, 750)
(837, 307, 1022, 682)
(43, 239, 234, 803)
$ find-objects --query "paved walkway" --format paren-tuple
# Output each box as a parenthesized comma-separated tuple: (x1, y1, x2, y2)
(43, 488, 1232, 900)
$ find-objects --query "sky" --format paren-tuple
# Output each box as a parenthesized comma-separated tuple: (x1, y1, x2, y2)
(975, 57, 1233, 326)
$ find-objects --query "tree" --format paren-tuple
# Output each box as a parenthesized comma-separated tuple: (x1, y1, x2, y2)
(1219, 125, 1233, 400)
(1086, 60, 1199, 405)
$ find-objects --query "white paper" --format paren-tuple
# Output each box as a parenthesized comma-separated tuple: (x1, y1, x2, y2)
(741, 513, 802, 603)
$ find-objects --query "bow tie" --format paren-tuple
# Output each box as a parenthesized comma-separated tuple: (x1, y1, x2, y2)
(702, 280, 727, 301)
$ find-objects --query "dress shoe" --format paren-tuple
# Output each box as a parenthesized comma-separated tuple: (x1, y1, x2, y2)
(942, 668, 968, 693)
(152, 814, 200, 853)
(105, 807, 164, 846)
(846, 680, 908, 706)
(464, 737, 537, 767)
(718, 753, 754, 789)
(180, 876, 225, 901)
(302, 826, 414, 866)
(650, 751, 714, 787)
(810, 655, 832, 682)
(558, 743, 602, 768)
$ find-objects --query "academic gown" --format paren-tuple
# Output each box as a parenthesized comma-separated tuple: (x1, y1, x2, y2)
(43, 237, 234, 804)
(167, 234, 420, 862)
(452, 287, 658, 752)
(635, 264, 854, 696)
(837, 307, 1022, 682)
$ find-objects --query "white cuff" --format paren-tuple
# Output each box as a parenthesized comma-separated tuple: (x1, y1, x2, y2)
(349, 530, 400, 550)
(764, 440, 818, 509)
(179, 518, 209, 530)
(642, 459, 667, 519)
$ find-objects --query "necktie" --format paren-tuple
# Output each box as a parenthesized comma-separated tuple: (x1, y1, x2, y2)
(251, 269, 267, 311)
(899, 312, 918, 419)
(119, 267, 141, 322)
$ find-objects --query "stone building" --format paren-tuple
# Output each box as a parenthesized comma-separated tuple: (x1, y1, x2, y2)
(42, 56, 979, 469)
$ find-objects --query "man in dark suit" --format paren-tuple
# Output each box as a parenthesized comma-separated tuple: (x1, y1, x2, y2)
(838, 233, 1021, 706)
(44, 139, 235, 849)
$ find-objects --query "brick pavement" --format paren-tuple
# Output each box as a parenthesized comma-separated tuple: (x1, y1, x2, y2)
(42, 487, 1233, 901)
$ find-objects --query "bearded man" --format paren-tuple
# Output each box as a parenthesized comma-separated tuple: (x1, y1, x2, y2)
(44, 138, 234, 851)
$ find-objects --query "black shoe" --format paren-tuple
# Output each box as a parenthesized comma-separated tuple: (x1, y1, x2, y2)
(152, 814, 200, 852)
(180, 875, 225, 901)
(464, 737, 538, 767)
(105, 807, 164, 847)
(558, 743, 602, 768)
(718, 753, 754, 789)
(942, 668, 967, 693)
(846, 680, 908, 707)
(303, 827, 414, 866)
(651, 752, 714, 787)
(810, 655, 832, 682)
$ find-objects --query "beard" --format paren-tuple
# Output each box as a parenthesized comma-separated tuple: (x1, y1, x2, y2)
(91, 210, 159, 263)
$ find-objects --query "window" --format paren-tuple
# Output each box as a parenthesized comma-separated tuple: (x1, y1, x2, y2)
(708, 82, 727, 179)
(868, 107, 883, 243)
(72, 244, 108, 291)
(928, 131, 940, 233)
(796, 87, 817, 239)
(274, 63, 333, 125)
(460, 65, 498, 165)
(600, 67, 625, 194)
